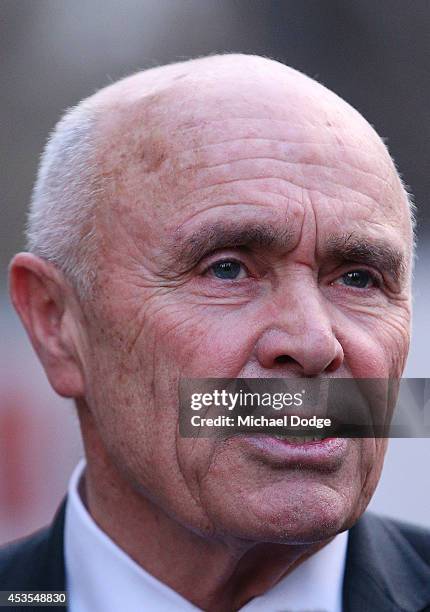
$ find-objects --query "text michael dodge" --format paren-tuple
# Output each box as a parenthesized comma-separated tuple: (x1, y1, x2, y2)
(190, 414, 332, 429)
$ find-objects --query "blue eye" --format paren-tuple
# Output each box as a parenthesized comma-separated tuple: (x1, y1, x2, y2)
(210, 260, 244, 280)
(341, 270, 375, 288)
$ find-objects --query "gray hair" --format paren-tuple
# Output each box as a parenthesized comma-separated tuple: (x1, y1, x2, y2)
(26, 102, 100, 296)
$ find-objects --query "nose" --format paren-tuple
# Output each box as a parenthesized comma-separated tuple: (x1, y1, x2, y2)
(254, 292, 344, 377)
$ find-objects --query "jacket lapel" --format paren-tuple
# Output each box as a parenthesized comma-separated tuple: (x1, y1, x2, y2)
(37, 498, 67, 590)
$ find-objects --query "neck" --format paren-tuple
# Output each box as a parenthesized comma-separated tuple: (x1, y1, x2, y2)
(79, 409, 331, 611)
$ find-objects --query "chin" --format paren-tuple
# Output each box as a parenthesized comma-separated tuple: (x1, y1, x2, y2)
(224, 482, 355, 545)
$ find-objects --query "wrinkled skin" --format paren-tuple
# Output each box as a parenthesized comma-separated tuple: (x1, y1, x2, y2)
(10, 55, 413, 610)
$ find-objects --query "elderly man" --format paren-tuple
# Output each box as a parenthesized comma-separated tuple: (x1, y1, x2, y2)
(2, 54, 429, 612)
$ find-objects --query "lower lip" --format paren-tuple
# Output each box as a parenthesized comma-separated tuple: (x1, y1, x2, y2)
(237, 435, 348, 470)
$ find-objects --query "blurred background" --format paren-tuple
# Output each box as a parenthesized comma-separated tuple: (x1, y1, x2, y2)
(1, 0, 429, 544)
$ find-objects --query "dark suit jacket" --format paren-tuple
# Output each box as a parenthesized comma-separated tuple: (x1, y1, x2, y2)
(1, 501, 430, 611)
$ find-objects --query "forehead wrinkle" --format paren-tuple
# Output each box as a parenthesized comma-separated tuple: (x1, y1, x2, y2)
(161, 119, 389, 163)
(168, 134, 398, 213)
(175, 137, 392, 167)
(169, 194, 305, 233)
(175, 118, 378, 144)
(178, 157, 393, 200)
(173, 173, 390, 216)
(164, 138, 400, 215)
(174, 134, 390, 165)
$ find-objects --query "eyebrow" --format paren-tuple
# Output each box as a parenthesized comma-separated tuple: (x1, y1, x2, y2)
(325, 233, 407, 284)
(169, 221, 296, 270)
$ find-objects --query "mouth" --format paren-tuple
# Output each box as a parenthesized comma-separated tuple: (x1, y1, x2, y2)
(272, 434, 328, 444)
(236, 433, 348, 470)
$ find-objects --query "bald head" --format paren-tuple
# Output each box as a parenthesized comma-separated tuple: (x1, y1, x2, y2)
(26, 53, 414, 295)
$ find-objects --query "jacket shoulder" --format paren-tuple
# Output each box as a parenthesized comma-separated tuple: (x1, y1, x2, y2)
(0, 527, 51, 588)
(0, 501, 66, 591)
(344, 512, 430, 611)
(375, 513, 430, 566)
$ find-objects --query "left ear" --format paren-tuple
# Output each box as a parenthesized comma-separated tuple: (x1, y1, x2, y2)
(9, 252, 86, 398)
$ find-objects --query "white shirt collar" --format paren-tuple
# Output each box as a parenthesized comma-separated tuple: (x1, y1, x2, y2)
(65, 460, 348, 612)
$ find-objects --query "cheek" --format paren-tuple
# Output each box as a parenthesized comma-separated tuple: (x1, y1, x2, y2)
(142, 299, 261, 377)
(335, 314, 409, 378)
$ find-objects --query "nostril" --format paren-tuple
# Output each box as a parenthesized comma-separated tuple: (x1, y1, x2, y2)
(275, 355, 298, 365)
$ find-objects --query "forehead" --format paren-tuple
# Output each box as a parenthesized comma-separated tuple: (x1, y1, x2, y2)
(95, 73, 412, 260)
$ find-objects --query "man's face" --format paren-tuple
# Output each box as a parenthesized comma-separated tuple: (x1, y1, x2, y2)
(79, 70, 412, 544)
